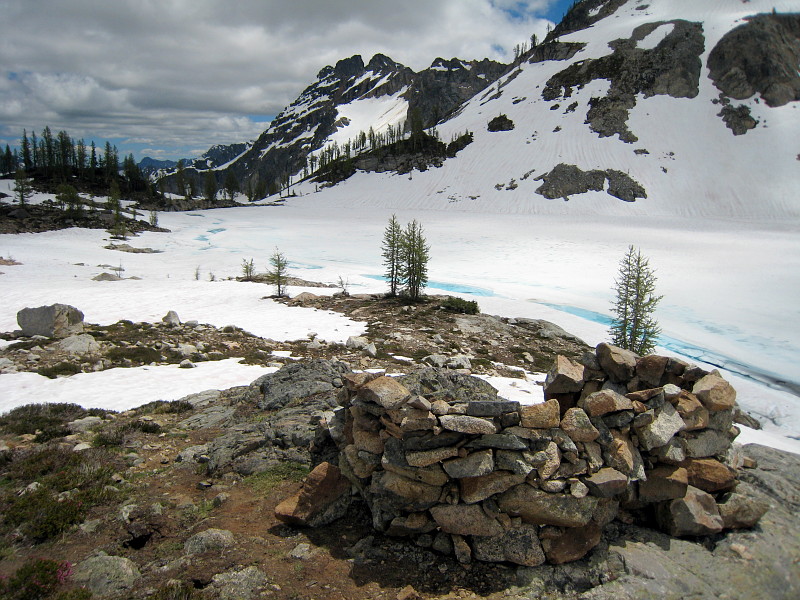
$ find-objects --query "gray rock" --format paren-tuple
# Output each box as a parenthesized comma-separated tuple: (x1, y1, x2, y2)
(212, 565, 268, 600)
(466, 400, 520, 417)
(179, 359, 195, 369)
(257, 359, 349, 410)
(17, 303, 84, 338)
(184, 528, 235, 555)
(68, 415, 103, 433)
(443, 449, 494, 478)
(472, 524, 545, 566)
(162, 310, 181, 325)
(430, 503, 504, 537)
(346, 336, 369, 350)
(635, 401, 685, 451)
(439, 414, 497, 435)
(59, 333, 100, 355)
(399, 367, 499, 403)
(596, 343, 638, 382)
(498, 484, 598, 527)
(682, 428, 732, 458)
(72, 553, 141, 597)
(656, 486, 723, 537)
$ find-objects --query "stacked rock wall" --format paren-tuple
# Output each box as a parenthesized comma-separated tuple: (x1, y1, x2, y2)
(286, 343, 766, 566)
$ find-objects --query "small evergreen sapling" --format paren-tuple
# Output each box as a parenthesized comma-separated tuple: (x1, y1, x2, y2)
(609, 245, 663, 355)
(381, 214, 403, 296)
(268, 247, 289, 297)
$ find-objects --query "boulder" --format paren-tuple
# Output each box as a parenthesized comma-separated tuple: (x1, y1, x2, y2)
(358, 376, 411, 409)
(275, 462, 352, 527)
(430, 503, 504, 537)
(442, 449, 494, 479)
(472, 524, 546, 566)
(460, 471, 526, 504)
(17, 303, 84, 338)
(635, 401, 685, 451)
(656, 486, 723, 536)
(583, 468, 629, 498)
(674, 391, 710, 431)
(58, 333, 101, 355)
(520, 399, 561, 428)
(561, 407, 600, 442)
(498, 484, 599, 527)
(596, 343, 638, 382)
(544, 355, 586, 394)
(635, 354, 669, 387)
(542, 521, 602, 564)
(439, 414, 497, 435)
(580, 390, 633, 417)
(716, 482, 769, 529)
(72, 554, 141, 597)
(682, 458, 736, 492)
(162, 310, 180, 325)
(211, 565, 268, 600)
(692, 372, 737, 411)
(184, 528, 236, 555)
(257, 359, 348, 410)
(638, 466, 689, 503)
(681, 429, 732, 458)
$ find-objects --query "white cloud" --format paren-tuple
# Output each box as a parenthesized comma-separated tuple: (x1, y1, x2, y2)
(0, 0, 559, 158)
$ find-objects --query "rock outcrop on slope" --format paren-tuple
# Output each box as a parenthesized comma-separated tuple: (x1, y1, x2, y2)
(277, 343, 768, 569)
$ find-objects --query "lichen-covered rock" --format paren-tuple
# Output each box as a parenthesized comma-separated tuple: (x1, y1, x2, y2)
(583, 467, 628, 498)
(638, 465, 689, 503)
(561, 407, 600, 442)
(358, 375, 411, 409)
(542, 521, 602, 564)
(430, 503, 504, 537)
(184, 528, 236, 555)
(498, 484, 599, 527)
(596, 343, 638, 382)
(472, 524, 546, 566)
(545, 355, 586, 394)
(72, 554, 141, 597)
(581, 389, 634, 417)
(520, 399, 561, 428)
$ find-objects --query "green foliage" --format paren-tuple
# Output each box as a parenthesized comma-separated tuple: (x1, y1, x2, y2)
(243, 462, 309, 494)
(609, 245, 663, 355)
(241, 257, 255, 281)
(400, 219, 430, 302)
(0, 557, 76, 600)
(36, 362, 82, 379)
(105, 345, 161, 364)
(0, 403, 88, 436)
(439, 297, 479, 315)
(381, 214, 403, 296)
(0, 447, 120, 543)
(13, 168, 32, 206)
(149, 581, 198, 600)
(56, 184, 82, 217)
(267, 247, 289, 297)
(134, 399, 193, 415)
(203, 171, 217, 202)
(487, 114, 515, 132)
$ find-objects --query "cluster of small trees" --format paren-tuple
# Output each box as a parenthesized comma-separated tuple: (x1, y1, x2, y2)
(381, 214, 430, 302)
(241, 249, 290, 297)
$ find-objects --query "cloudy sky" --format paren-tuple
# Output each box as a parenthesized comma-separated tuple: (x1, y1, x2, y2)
(1, 0, 574, 161)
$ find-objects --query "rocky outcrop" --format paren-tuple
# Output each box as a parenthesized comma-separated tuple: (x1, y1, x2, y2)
(281, 344, 761, 567)
(543, 20, 705, 143)
(708, 13, 800, 108)
(535, 164, 646, 202)
(17, 303, 84, 339)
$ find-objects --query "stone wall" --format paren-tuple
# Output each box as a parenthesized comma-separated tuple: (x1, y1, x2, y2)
(277, 343, 766, 566)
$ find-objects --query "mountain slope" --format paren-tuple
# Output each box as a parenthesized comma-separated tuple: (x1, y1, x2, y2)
(292, 0, 800, 220)
(159, 54, 505, 199)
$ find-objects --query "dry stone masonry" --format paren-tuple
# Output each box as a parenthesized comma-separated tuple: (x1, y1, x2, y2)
(277, 343, 767, 566)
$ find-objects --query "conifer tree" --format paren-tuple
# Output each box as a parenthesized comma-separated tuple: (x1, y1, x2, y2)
(267, 247, 289, 297)
(223, 170, 239, 202)
(609, 245, 663, 355)
(20, 129, 32, 171)
(381, 214, 403, 296)
(203, 171, 217, 202)
(13, 168, 32, 205)
(400, 219, 429, 302)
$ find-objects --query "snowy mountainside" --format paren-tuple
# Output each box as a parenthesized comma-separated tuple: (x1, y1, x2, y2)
(295, 0, 800, 220)
(159, 53, 505, 198)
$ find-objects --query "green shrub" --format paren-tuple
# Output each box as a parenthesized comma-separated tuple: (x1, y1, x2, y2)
(439, 296, 479, 314)
(4, 489, 84, 541)
(0, 557, 75, 600)
(134, 400, 193, 415)
(106, 346, 161, 364)
(36, 362, 82, 378)
(150, 581, 198, 600)
(0, 403, 87, 436)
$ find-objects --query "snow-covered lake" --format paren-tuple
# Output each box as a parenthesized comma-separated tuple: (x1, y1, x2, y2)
(1, 180, 798, 453)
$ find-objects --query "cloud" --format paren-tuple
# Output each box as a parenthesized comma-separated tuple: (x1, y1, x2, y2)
(0, 0, 561, 159)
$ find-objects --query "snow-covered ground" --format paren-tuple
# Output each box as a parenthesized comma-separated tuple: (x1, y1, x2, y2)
(1, 178, 798, 454)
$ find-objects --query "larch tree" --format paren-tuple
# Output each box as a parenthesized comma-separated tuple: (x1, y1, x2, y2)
(401, 219, 430, 302)
(13, 168, 32, 206)
(268, 247, 289, 297)
(203, 171, 217, 203)
(381, 214, 403, 296)
(609, 245, 663, 355)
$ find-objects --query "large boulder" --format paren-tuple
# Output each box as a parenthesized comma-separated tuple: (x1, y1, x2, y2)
(17, 303, 84, 338)
(72, 553, 141, 597)
(257, 359, 348, 410)
(656, 486, 724, 536)
(58, 333, 101, 355)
